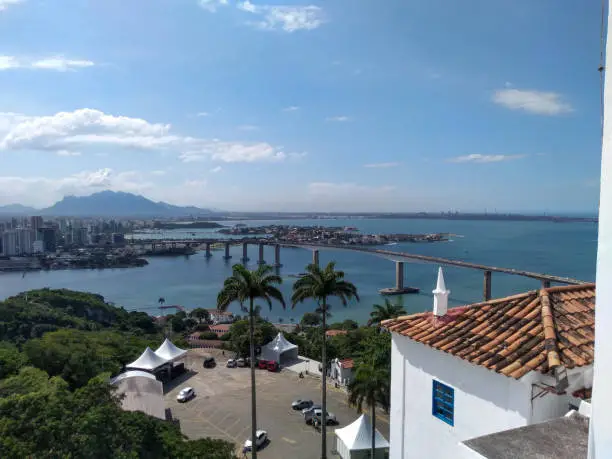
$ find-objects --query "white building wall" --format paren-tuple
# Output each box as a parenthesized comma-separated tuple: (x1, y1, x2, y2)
(390, 334, 533, 459)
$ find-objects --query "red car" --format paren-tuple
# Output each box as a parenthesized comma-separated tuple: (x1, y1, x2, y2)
(258, 359, 269, 370)
(267, 361, 279, 372)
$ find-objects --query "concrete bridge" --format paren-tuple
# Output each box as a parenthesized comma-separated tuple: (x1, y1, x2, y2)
(127, 238, 587, 300)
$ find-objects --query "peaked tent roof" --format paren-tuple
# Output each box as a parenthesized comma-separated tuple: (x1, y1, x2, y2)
(126, 347, 170, 371)
(382, 284, 595, 379)
(154, 338, 187, 361)
(263, 332, 298, 353)
(335, 414, 390, 451)
(110, 370, 157, 385)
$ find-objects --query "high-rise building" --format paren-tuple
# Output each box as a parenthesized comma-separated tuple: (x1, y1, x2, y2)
(30, 216, 43, 233)
(15, 228, 35, 255)
(2, 230, 18, 256)
(39, 227, 57, 253)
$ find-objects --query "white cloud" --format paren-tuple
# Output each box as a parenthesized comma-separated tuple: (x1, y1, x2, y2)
(0, 56, 19, 69)
(326, 115, 350, 122)
(150, 170, 167, 176)
(0, 55, 95, 71)
(282, 106, 300, 112)
(364, 162, 400, 168)
(210, 166, 222, 173)
(196, 111, 210, 117)
(238, 124, 259, 131)
(0, 0, 23, 12)
(0, 168, 154, 206)
(448, 154, 527, 163)
(56, 149, 81, 157)
(0, 108, 289, 163)
(198, 0, 228, 12)
(235, 1, 325, 32)
(492, 89, 573, 115)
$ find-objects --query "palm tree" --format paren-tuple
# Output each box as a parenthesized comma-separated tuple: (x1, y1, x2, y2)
(292, 262, 359, 459)
(217, 264, 285, 459)
(368, 298, 406, 327)
(158, 297, 165, 307)
(347, 362, 391, 459)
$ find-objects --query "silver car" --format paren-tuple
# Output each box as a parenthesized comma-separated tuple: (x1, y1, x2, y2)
(176, 387, 195, 403)
(292, 399, 313, 410)
(302, 404, 322, 416)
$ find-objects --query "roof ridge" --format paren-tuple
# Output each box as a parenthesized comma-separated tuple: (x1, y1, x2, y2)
(539, 289, 561, 370)
(545, 283, 595, 293)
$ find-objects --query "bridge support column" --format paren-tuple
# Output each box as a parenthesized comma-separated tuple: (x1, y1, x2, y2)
(223, 242, 232, 260)
(396, 262, 404, 290)
(258, 243, 266, 265)
(205, 242, 212, 258)
(274, 244, 282, 267)
(541, 279, 551, 289)
(241, 243, 250, 263)
(312, 250, 319, 267)
(379, 261, 420, 296)
(483, 270, 492, 301)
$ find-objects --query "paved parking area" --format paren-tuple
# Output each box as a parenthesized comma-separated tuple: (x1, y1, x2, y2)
(165, 350, 390, 458)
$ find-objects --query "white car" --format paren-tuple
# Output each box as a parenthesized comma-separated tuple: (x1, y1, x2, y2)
(176, 387, 195, 402)
(226, 358, 237, 368)
(244, 430, 268, 451)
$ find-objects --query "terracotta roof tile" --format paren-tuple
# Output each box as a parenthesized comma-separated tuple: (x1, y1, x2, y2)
(382, 284, 595, 380)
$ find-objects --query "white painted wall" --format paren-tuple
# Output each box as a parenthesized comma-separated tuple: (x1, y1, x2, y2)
(390, 334, 534, 458)
(590, 4, 612, 457)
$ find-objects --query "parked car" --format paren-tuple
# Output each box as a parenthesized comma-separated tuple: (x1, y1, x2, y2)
(292, 399, 313, 410)
(267, 361, 279, 372)
(313, 409, 338, 425)
(258, 359, 269, 370)
(177, 387, 195, 403)
(302, 404, 321, 416)
(203, 357, 216, 368)
(226, 358, 237, 368)
(237, 358, 246, 367)
(305, 408, 335, 424)
(244, 430, 268, 451)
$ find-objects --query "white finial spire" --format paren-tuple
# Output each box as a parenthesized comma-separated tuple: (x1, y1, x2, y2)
(433, 267, 450, 316)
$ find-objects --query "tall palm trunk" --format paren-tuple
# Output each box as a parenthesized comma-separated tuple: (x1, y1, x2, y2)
(321, 298, 328, 459)
(249, 297, 258, 459)
(371, 403, 376, 459)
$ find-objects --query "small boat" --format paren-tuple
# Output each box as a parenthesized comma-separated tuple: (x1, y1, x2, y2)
(288, 273, 308, 278)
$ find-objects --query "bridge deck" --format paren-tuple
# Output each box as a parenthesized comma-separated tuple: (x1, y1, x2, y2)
(127, 238, 586, 285)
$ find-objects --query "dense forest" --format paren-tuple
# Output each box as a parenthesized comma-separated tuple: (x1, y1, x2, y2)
(0, 288, 236, 459)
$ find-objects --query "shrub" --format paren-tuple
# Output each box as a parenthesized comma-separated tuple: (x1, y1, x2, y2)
(199, 331, 218, 340)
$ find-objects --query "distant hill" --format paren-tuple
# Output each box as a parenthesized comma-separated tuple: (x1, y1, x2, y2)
(0, 204, 39, 215)
(40, 191, 213, 217)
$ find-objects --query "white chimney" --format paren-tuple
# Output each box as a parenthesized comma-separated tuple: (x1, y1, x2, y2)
(433, 267, 450, 317)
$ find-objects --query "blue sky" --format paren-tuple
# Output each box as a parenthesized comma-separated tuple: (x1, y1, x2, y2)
(0, 0, 603, 212)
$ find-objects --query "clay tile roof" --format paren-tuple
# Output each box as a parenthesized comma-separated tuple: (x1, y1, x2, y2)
(381, 284, 595, 380)
(339, 358, 354, 369)
(326, 329, 348, 337)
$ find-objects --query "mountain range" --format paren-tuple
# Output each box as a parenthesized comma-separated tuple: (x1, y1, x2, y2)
(0, 191, 214, 217)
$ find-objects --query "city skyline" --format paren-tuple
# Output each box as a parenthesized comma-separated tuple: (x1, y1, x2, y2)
(0, 0, 603, 213)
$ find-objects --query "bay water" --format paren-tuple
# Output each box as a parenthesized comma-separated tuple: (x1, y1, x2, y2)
(0, 219, 597, 324)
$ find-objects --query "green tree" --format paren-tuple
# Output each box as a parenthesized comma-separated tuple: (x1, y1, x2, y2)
(227, 318, 277, 358)
(300, 311, 321, 327)
(0, 342, 28, 379)
(347, 362, 390, 459)
(217, 264, 285, 459)
(190, 307, 210, 324)
(368, 298, 406, 327)
(292, 262, 359, 459)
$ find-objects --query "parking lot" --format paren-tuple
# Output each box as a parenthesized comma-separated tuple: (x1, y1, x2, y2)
(165, 350, 390, 458)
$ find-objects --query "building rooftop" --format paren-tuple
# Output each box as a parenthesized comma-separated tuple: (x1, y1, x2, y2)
(382, 284, 595, 379)
(338, 358, 354, 369)
(326, 329, 348, 337)
(463, 411, 589, 459)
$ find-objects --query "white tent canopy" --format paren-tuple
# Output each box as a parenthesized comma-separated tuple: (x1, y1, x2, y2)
(260, 332, 298, 363)
(154, 338, 187, 362)
(335, 415, 390, 459)
(110, 370, 157, 385)
(126, 347, 170, 371)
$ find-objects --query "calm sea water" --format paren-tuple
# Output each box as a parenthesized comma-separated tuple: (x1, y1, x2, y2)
(0, 219, 598, 324)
